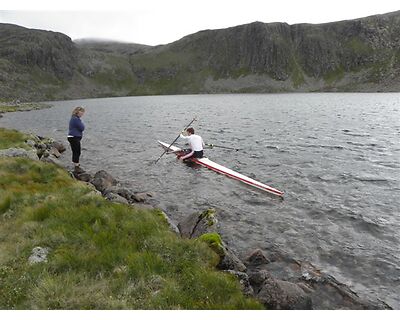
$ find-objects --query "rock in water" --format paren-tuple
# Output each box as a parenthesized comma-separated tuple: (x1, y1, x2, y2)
(90, 170, 118, 193)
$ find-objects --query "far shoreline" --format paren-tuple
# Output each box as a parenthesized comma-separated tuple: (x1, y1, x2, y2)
(0, 100, 53, 116)
(2, 91, 400, 106)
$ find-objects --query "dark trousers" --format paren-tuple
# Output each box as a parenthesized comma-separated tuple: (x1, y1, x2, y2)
(193, 150, 204, 158)
(182, 149, 204, 159)
(68, 136, 82, 164)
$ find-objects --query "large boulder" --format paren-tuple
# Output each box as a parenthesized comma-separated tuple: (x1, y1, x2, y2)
(178, 208, 218, 238)
(248, 268, 312, 309)
(244, 247, 391, 309)
(256, 273, 312, 310)
(49, 146, 61, 158)
(217, 245, 247, 272)
(73, 171, 92, 182)
(51, 141, 66, 153)
(101, 186, 133, 202)
(104, 192, 129, 204)
(245, 249, 271, 266)
(132, 192, 151, 203)
(41, 154, 63, 166)
(90, 170, 118, 193)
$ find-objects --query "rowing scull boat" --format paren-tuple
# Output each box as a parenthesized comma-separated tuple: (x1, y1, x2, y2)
(158, 140, 284, 197)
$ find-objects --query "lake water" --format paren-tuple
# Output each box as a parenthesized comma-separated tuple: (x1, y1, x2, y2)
(1, 93, 399, 308)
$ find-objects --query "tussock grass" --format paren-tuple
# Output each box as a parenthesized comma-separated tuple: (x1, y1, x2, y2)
(0, 128, 29, 149)
(0, 129, 262, 309)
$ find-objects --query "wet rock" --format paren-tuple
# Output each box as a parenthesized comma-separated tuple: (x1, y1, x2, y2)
(28, 247, 50, 264)
(41, 154, 63, 166)
(244, 247, 391, 309)
(73, 171, 92, 182)
(304, 273, 391, 310)
(178, 208, 218, 238)
(217, 245, 247, 272)
(116, 188, 134, 201)
(178, 212, 202, 238)
(51, 141, 66, 153)
(257, 274, 312, 310)
(245, 249, 271, 266)
(103, 186, 133, 201)
(49, 146, 61, 158)
(248, 269, 270, 292)
(0, 147, 38, 160)
(90, 170, 118, 193)
(131, 192, 148, 203)
(104, 192, 129, 204)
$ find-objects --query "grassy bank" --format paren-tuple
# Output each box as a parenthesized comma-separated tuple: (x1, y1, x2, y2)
(0, 101, 52, 114)
(0, 128, 30, 149)
(0, 128, 262, 309)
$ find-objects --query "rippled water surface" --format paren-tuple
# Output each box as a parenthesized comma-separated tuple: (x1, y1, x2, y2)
(1, 93, 399, 307)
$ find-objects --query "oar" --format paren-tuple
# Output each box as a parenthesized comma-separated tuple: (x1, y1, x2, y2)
(206, 143, 240, 151)
(155, 117, 197, 164)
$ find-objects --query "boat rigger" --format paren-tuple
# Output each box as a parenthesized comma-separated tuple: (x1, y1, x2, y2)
(158, 140, 284, 197)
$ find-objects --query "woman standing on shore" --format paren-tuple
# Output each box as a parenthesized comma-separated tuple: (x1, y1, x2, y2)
(67, 106, 85, 173)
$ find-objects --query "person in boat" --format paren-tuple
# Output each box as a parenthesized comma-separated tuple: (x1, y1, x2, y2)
(67, 106, 86, 173)
(179, 127, 205, 160)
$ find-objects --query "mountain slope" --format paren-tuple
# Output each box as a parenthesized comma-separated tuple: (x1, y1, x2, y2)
(130, 11, 400, 94)
(1, 11, 399, 101)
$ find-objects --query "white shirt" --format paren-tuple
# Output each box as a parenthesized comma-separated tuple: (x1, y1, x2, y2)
(180, 133, 205, 151)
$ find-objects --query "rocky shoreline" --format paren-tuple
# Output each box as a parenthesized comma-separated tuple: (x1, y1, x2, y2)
(0, 130, 392, 310)
(0, 101, 52, 117)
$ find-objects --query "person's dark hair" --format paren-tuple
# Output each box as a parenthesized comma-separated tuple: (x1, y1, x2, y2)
(187, 127, 195, 134)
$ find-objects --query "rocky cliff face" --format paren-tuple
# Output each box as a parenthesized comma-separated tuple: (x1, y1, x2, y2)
(0, 24, 79, 100)
(0, 23, 78, 79)
(1, 11, 399, 101)
(131, 11, 400, 94)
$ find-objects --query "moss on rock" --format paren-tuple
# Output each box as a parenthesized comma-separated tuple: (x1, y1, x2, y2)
(198, 233, 225, 257)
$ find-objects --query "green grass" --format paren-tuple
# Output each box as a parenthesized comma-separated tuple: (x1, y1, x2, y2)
(0, 128, 262, 310)
(0, 128, 29, 149)
(0, 105, 18, 113)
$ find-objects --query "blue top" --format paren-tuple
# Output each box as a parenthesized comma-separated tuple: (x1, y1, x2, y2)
(68, 115, 85, 137)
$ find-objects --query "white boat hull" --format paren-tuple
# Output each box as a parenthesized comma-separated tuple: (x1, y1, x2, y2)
(158, 140, 284, 197)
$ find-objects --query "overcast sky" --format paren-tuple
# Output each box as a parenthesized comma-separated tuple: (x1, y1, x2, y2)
(1, 0, 399, 45)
